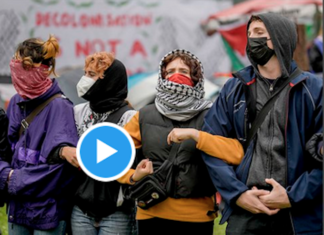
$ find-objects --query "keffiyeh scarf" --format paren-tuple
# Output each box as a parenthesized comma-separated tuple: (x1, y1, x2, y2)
(155, 49, 212, 121)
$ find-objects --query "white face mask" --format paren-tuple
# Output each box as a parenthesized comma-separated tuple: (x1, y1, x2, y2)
(76, 75, 96, 97)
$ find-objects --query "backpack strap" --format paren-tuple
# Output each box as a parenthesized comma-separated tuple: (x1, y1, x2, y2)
(18, 94, 62, 138)
(244, 68, 302, 150)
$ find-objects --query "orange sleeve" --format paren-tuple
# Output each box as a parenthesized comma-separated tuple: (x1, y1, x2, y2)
(117, 112, 142, 184)
(123, 112, 142, 148)
(117, 169, 135, 184)
(196, 131, 244, 165)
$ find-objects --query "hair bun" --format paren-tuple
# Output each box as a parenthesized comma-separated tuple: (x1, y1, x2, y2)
(43, 34, 59, 59)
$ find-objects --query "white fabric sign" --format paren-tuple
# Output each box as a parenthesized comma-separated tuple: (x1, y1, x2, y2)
(0, 0, 233, 78)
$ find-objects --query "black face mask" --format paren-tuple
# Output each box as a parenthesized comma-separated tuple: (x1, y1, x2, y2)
(247, 37, 274, 65)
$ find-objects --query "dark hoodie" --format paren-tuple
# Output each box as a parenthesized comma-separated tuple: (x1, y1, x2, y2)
(74, 59, 134, 219)
(82, 59, 128, 113)
(245, 13, 298, 190)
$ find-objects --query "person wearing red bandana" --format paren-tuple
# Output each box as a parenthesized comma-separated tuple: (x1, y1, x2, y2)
(120, 49, 244, 235)
(2, 35, 79, 234)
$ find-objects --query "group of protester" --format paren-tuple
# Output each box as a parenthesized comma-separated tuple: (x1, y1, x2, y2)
(0, 12, 322, 235)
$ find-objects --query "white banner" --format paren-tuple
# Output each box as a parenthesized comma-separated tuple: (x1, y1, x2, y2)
(0, 0, 233, 78)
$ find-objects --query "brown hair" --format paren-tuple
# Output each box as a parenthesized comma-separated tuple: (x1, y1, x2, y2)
(250, 15, 263, 23)
(161, 51, 202, 85)
(15, 34, 60, 76)
(84, 52, 115, 79)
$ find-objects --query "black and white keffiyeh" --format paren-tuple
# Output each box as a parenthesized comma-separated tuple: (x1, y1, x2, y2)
(155, 49, 212, 121)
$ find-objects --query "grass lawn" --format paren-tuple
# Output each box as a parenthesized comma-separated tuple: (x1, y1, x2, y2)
(0, 206, 226, 235)
(0, 206, 8, 235)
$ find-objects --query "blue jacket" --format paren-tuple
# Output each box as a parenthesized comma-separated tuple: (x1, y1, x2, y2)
(202, 64, 322, 234)
(0, 80, 79, 230)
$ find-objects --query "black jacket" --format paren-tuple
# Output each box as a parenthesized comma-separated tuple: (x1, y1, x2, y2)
(75, 105, 134, 219)
(139, 104, 215, 198)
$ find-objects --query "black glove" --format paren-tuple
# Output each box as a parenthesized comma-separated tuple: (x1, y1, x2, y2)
(306, 133, 323, 163)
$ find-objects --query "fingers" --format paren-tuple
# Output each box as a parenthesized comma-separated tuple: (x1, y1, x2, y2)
(137, 159, 149, 169)
(265, 178, 279, 187)
(259, 205, 280, 216)
(252, 189, 270, 197)
(133, 160, 153, 181)
(251, 186, 258, 190)
(147, 161, 154, 173)
(167, 131, 173, 145)
(68, 156, 79, 168)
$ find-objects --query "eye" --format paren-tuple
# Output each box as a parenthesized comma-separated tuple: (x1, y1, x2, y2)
(180, 69, 189, 74)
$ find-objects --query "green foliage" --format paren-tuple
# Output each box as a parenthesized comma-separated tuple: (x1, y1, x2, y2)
(31, 0, 59, 5)
(66, 0, 94, 9)
(0, 206, 8, 235)
(105, 0, 131, 7)
(214, 216, 227, 235)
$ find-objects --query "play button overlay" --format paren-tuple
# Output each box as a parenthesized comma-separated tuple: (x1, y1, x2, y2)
(96, 139, 117, 163)
(77, 123, 135, 182)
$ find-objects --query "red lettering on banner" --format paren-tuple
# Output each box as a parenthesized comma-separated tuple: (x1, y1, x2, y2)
(92, 39, 105, 52)
(130, 40, 147, 57)
(75, 40, 91, 57)
(107, 40, 121, 54)
(75, 39, 122, 57)
(90, 14, 103, 26)
(53, 12, 59, 27)
(107, 14, 152, 27)
(80, 14, 88, 28)
(36, 12, 152, 27)
(36, 12, 50, 26)
(61, 13, 70, 26)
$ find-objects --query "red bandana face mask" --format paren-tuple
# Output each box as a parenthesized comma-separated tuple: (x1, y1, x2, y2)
(10, 59, 52, 99)
(167, 73, 194, 87)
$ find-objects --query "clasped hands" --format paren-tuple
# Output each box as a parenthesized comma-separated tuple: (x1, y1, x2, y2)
(236, 178, 291, 216)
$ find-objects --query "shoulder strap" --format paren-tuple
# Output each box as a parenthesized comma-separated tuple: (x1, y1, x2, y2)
(103, 104, 132, 124)
(244, 68, 302, 150)
(154, 142, 181, 182)
(19, 94, 62, 138)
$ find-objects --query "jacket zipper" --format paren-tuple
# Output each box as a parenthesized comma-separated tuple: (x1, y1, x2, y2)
(267, 84, 274, 181)
(269, 83, 274, 92)
(244, 108, 248, 141)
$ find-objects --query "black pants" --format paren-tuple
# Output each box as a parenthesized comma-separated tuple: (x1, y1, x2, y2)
(226, 207, 294, 235)
(137, 218, 214, 235)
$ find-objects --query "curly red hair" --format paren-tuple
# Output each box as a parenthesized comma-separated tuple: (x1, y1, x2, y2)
(84, 52, 115, 79)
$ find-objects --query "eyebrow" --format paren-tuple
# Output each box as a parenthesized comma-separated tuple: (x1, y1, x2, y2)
(249, 27, 265, 32)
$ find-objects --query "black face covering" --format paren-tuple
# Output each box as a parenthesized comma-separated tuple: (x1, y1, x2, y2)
(247, 37, 274, 65)
(82, 59, 128, 113)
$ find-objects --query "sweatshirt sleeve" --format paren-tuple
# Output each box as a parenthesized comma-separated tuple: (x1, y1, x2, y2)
(196, 131, 244, 165)
(201, 80, 249, 211)
(8, 98, 79, 198)
(286, 77, 323, 206)
(118, 112, 142, 185)
(123, 112, 142, 148)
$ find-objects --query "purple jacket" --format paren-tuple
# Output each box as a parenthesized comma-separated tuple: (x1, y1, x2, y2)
(0, 79, 79, 230)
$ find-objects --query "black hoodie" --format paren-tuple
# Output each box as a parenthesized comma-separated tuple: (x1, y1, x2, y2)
(246, 12, 297, 79)
(245, 13, 298, 191)
(82, 59, 128, 113)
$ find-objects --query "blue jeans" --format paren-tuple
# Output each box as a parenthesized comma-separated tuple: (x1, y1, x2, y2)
(8, 221, 66, 235)
(71, 205, 134, 235)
